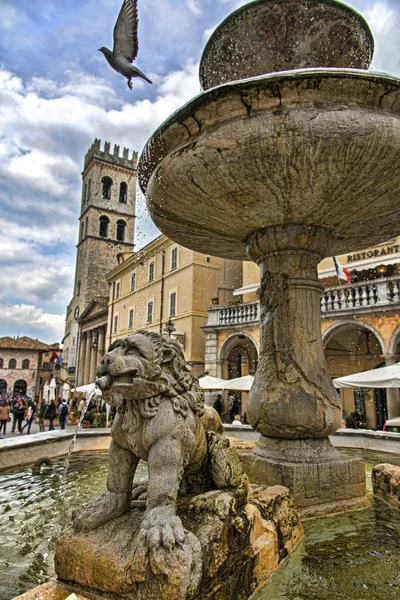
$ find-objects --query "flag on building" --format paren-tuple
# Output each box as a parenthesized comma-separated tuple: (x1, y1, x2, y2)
(333, 256, 351, 285)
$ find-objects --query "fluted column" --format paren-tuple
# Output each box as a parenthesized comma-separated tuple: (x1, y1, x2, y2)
(89, 328, 98, 383)
(77, 332, 86, 387)
(83, 330, 92, 385)
(98, 326, 106, 367)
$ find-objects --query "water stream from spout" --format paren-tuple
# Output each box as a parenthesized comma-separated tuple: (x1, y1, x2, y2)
(58, 387, 99, 497)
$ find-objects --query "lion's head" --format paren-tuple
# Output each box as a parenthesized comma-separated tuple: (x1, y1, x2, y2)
(96, 330, 204, 420)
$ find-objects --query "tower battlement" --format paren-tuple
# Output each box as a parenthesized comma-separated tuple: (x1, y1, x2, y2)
(84, 138, 138, 171)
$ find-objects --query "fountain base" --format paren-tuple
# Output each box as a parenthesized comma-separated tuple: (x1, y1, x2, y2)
(51, 485, 302, 600)
(240, 437, 370, 518)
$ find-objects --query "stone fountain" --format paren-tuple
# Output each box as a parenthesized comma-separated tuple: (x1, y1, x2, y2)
(139, 0, 400, 517)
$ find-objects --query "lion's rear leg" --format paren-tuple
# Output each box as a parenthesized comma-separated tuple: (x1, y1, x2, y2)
(73, 440, 139, 532)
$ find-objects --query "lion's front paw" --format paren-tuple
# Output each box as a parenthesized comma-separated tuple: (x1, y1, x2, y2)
(138, 506, 186, 550)
(72, 491, 130, 532)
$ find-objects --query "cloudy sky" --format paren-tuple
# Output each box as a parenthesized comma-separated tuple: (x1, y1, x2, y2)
(0, 0, 399, 343)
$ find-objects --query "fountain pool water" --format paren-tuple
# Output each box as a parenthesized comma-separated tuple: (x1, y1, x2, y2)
(0, 452, 147, 600)
(0, 449, 399, 600)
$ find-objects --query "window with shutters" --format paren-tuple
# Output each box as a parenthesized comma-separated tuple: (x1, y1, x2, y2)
(113, 315, 119, 334)
(171, 247, 178, 270)
(128, 309, 134, 330)
(130, 272, 136, 292)
(169, 292, 177, 317)
(149, 261, 155, 282)
(147, 301, 153, 323)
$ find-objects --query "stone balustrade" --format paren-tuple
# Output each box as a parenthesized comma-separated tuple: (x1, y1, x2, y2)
(206, 301, 260, 327)
(321, 276, 400, 314)
(205, 277, 400, 328)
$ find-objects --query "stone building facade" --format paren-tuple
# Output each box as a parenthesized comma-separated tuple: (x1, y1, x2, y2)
(203, 238, 400, 429)
(62, 139, 137, 385)
(0, 336, 60, 398)
(102, 235, 242, 379)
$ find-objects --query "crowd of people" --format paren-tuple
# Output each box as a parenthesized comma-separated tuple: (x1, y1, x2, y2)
(0, 395, 72, 438)
(0, 393, 116, 439)
(213, 391, 249, 425)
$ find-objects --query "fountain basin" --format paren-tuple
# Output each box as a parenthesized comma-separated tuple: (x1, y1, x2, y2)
(139, 69, 400, 261)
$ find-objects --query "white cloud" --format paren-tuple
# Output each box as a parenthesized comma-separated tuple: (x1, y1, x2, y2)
(186, 0, 202, 16)
(0, 60, 201, 342)
(366, 2, 400, 76)
(0, 302, 65, 344)
(0, 4, 21, 31)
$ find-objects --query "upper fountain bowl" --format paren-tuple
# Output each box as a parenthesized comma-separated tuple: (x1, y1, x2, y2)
(200, 0, 374, 90)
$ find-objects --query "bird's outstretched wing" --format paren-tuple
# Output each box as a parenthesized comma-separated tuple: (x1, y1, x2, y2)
(113, 0, 139, 62)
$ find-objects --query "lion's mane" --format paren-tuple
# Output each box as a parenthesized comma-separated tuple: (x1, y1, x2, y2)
(108, 331, 205, 434)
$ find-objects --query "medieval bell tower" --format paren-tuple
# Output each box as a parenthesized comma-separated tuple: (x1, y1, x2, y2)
(62, 139, 137, 383)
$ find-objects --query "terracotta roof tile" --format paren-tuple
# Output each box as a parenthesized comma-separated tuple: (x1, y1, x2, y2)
(0, 336, 52, 351)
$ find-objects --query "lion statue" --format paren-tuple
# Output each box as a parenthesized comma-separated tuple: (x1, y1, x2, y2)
(72, 330, 244, 553)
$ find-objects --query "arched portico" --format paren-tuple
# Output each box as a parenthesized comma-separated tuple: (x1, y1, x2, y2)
(323, 320, 389, 429)
(219, 332, 259, 380)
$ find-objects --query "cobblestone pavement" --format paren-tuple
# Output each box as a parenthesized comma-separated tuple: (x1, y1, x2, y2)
(0, 420, 76, 439)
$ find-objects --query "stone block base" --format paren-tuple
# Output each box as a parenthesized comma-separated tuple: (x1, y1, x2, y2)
(372, 463, 400, 508)
(53, 485, 303, 600)
(239, 440, 369, 518)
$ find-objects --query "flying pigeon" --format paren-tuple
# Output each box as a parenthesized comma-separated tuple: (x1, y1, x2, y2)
(98, 0, 152, 90)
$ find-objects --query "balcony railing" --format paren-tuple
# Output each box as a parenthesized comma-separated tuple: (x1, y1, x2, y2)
(321, 276, 400, 314)
(206, 301, 260, 327)
(205, 277, 400, 328)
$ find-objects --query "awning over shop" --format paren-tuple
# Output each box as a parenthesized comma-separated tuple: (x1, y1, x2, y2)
(223, 375, 254, 391)
(73, 383, 102, 395)
(333, 364, 400, 388)
(198, 375, 226, 390)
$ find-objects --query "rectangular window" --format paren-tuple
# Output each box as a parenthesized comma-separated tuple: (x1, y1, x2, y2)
(113, 315, 118, 333)
(147, 301, 153, 323)
(169, 292, 177, 317)
(115, 282, 120, 299)
(128, 308, 134, 330)
(149, 261, 155, 282)
(130, 272, 136, 292)
(171, 247, 178, 270)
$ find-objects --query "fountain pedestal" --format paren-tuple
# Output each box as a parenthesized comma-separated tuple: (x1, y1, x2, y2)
(240, 225, 368, 516)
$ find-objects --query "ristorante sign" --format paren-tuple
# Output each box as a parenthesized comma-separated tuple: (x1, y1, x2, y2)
(347, 244, 400, 262)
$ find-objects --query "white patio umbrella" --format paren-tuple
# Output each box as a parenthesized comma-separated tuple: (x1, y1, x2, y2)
(333, 363, 400, 388)
(73, 382, 102, 395)
(49, 377, 57, 401)
(223, 374, 254, 391)
(198, 375, 226, 390)
(43, 382, 50, 403)
(61, 383, 71, 401)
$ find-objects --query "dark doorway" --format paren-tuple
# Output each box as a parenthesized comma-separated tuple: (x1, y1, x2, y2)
(13, 380, 27, 396)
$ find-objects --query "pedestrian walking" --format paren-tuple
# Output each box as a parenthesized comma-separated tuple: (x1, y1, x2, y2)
(14, 399, 25, 434)
(58, 400, 70, 430)
(47, 400, 56, 431)
(21, 399, 37, 434)
(38, 398, 48, 432)
(0, 400, 10, 437)
(11, 397, 19, 433)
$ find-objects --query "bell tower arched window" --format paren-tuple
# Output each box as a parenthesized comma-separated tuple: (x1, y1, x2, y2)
(99, 216, 110, 238)
(9, 359, 16, 369)
(116, 220, 126, 242)
(119, 182, 128, 203)
(22, 359, 30, 369)
(85, 217, 88, 236)
(101, 176, 113, 199)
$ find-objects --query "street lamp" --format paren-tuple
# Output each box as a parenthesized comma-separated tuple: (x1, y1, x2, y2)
(164, 318, 176, 337)
(92, 337, 98, 350)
